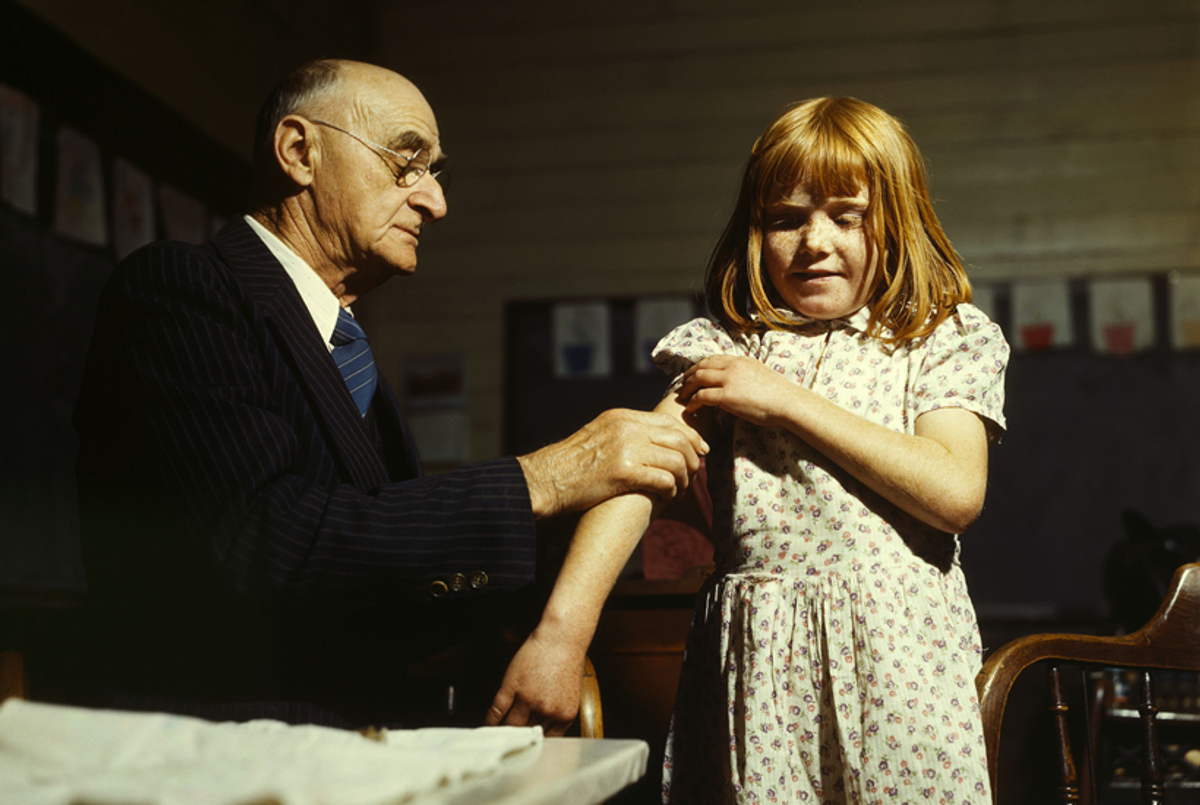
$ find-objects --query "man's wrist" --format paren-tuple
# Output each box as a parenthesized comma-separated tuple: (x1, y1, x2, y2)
(516, 451, 559, 519)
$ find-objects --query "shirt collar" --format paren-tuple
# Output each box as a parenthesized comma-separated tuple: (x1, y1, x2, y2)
(243, 214, 344, 350)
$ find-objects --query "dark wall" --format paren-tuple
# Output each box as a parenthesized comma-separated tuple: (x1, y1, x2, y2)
(0, 0, 249, 596)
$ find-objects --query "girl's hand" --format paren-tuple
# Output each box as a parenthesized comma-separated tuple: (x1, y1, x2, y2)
(677, 355, 802, 428)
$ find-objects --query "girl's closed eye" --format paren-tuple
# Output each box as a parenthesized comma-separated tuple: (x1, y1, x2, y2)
(767, 214, 805, 231)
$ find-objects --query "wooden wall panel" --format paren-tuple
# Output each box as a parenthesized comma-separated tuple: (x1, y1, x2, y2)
(363, 1, 1200, 512)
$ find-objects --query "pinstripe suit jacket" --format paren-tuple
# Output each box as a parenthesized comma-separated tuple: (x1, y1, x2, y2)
(72, 218, 537, 724)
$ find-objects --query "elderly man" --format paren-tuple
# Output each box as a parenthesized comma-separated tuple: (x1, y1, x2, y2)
(70, 59, 704, 729)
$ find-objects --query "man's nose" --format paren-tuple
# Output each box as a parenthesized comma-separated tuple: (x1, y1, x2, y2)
(411, 173, 448, 221)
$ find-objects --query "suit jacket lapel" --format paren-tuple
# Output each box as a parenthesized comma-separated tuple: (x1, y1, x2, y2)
(210, 219, 392, 491)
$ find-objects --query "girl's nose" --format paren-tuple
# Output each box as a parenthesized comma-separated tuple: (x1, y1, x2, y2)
(799, 214, 834, 254)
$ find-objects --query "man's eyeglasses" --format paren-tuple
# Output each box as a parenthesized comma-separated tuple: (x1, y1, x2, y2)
(310, 119, 441, 188)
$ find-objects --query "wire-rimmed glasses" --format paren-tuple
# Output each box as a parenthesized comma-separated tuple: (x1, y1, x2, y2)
(309, 119, 440, 188)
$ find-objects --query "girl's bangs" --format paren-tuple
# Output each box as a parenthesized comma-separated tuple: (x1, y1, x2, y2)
(752, 128, 870, 213)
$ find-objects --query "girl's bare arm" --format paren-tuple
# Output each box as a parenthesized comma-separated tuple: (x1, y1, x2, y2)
(485, 396, 711, 734)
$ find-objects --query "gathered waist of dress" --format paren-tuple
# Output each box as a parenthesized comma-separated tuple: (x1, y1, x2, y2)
(710, 548, 962, 591)
(713, 525, 961, 578)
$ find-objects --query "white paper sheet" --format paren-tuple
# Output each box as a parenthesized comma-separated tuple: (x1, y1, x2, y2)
(1089, 276, 1154, 356)
(113, 158, 156, 259)
(971, 284, 997, 323)
(159, 182, 208, 244)
(54, 127, 107, 246)
(1011, 279, 1073, 351)
(1170, 272, 1200, 350)
(553, 301, 611, 378)
(634, 296, 696, 373)
(0, 84, 39, 215)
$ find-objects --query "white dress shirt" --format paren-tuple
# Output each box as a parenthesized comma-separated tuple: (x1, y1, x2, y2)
(243, 214, 351, 353)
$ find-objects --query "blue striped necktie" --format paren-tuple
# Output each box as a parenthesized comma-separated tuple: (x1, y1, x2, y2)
(331, 308, 377, 417)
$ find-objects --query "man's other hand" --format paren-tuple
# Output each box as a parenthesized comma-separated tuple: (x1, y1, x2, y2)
(485, 628, 585, 737)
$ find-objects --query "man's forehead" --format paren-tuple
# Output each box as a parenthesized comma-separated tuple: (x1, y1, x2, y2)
(349, 97, 442, 159)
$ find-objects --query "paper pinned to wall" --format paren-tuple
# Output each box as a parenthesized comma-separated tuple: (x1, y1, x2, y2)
(0, 85, 39, 215)
(553, 300, 611, 378)
(112, 158, 156, 260)
(971, 284, 997, 323)
(405, 410, 469, 465)
(403, 353, 469, 465)
(53, 127, 107, 246)
(1170, 273, 1200, 350)
(634, 296, 695, 373)
(1011, 279, 1073, 351)
(1089, 277, 1154, 356)
(159, 183, 207, 244)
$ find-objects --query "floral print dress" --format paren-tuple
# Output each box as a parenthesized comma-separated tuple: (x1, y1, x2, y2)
(653, 304, 1009, 805)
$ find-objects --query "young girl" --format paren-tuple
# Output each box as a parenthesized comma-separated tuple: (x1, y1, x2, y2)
(490, 97, 1007, 805)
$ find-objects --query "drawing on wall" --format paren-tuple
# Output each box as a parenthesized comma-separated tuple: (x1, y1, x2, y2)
(1089, 277, 1154, 356)
(0, 84, 39, 216)
(112, 158, 156, 260)
(1011, 279, 1073, 351)
(552, 300, 612, 378)
(971, 284, 998, 325)
(1170, 273, 1200, 350)
(53, 127, 107, 246)
(634, 296, 696, 373)
(403, 353, 469, 465)
(159, 183, 208, 245)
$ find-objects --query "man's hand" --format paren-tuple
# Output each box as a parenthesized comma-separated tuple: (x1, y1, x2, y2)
(485, 627, 587, 736)
(517, 408, 708, 518)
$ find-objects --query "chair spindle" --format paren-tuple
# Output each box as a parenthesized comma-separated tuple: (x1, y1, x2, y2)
(1047, 663, 1082, 804)
(1137, 670, 1164, 805)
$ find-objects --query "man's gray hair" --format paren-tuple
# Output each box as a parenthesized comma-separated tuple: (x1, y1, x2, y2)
(252, 59, 343, 167)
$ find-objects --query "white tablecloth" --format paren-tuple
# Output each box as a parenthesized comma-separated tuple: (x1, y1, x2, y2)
(0, 699, 543, 805)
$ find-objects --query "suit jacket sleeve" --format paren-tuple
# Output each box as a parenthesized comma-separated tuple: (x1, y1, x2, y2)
(74, 235, 537, 622)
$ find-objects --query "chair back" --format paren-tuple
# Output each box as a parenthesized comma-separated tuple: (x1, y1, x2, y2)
(976, 563, 1200, 804)
(0, 650, 26, 703)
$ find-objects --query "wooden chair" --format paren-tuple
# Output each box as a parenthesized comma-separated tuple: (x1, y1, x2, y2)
(0, 650, 26, 703)
(976, 562, 1200, 805)
(579, 656, 603, 738)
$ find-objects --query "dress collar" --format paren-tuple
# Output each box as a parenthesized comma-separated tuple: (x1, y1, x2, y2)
(762, 305, 875, 334)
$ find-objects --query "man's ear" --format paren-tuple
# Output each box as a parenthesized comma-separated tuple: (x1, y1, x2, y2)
(273, 116, 317, 188)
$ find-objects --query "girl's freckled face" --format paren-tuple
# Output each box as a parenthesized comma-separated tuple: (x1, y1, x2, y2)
(762, 182, 876, 320)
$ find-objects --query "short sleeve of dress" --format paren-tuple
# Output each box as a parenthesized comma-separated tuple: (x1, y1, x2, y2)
(912, 303, 1010, 439)
(652, 318, 744, 390)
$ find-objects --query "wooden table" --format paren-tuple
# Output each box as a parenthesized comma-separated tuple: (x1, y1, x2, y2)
(421, 737, 650, 805)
